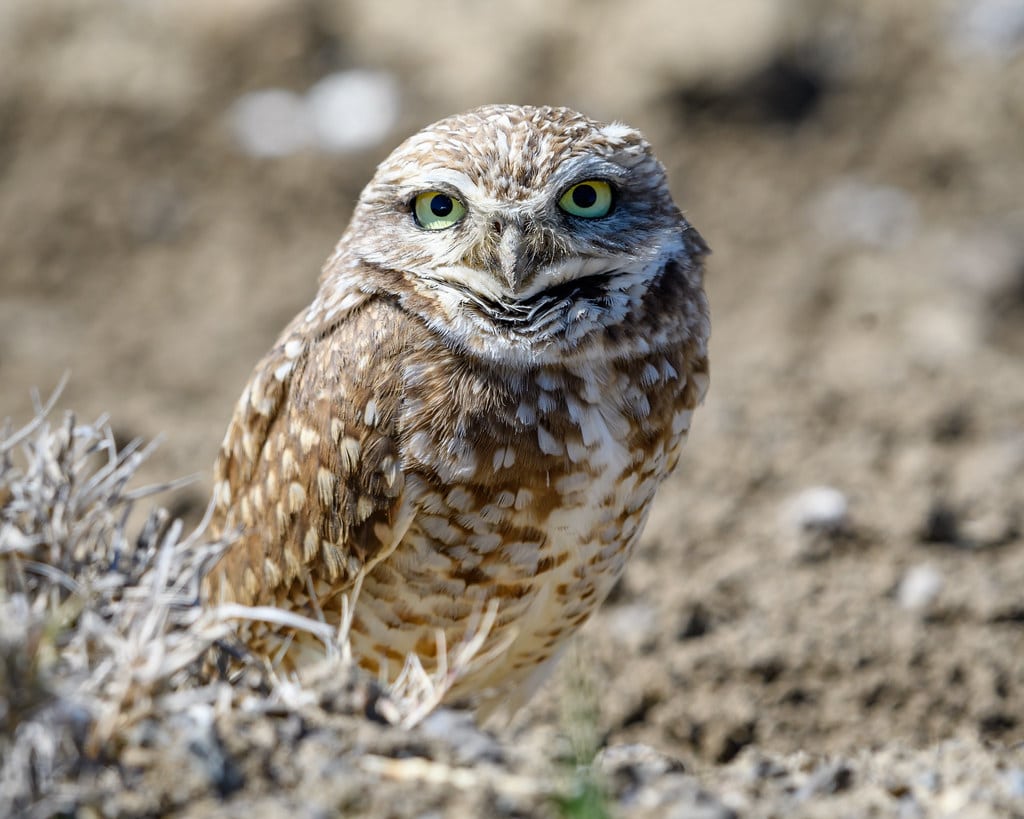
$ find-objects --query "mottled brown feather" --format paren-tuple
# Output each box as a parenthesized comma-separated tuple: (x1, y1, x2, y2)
(202, 104, 711, 715)
(204, 297, 414, 608)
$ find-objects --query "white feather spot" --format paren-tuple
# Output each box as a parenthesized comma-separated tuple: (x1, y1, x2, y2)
(692, 371, 710, 403)
(338, 291, 364, 311)
(214, 479, 232, 507)
(303, 529, 320, 562)
(316, 467, 335, 505)
(363, 398, 379, 427)
(578, 407, 611, 448)
(299, 426, 320, 453)
(536, 371, 559, 391)
(580, 379, 602, 404)
(288, 482, 306, 512)
(537, 424, 564, 456)
(281, 448, 298, 478)
(516, 402, 536, 425)
(492, 447, 516, 470)
(565, 395, 584, 425)
(672, 409, 693, 435)
(420, 514, 462, 545)
(339, 436, 361, 472)
(467, 532, 503, 552)
(380, 455, 399, 489)
(239, 496, 252, 526)
(566, 437, 588, 464)
(356, 494, 375, 522)
(446, 487, 474, 513)
(555, 470, 593, 496)
(284, 339, 303, 359)
(241, 432, 257, 461)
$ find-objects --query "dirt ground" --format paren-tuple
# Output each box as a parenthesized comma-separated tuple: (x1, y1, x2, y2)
(2, 0, 1023, 815)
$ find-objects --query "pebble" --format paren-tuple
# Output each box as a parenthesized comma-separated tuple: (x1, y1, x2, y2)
(1002, 768, 1024, 798)
(898, 564, 944, 610)
(230, 89, 313, 158)
(784, 486, 849, 533)
(951, 0, 1024, 56)
(810, 178, 918, 249)
(419, 708, 504, 766)
(306, 70, 400, 153)
(230, 70, 399, 158)
(606, 602, 659, 648)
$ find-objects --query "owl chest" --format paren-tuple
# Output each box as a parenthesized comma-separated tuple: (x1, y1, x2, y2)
(349, 354, 692, 688)
(396, 356, 687, 591)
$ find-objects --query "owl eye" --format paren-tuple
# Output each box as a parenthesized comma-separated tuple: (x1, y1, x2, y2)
(558, 180, 613, 218)
(413, 191, 467, 230)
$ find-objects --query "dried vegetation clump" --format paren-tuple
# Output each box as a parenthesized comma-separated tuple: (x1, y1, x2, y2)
(0, 390, 557, 818)
(0, 387, 225, 815)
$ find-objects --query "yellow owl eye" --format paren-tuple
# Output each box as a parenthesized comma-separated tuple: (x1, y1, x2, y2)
(413, 191, 467, 230)
(558, 180, 613, 218)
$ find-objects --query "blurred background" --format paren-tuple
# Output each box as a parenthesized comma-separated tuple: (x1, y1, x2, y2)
(1, 0, 1022, 761)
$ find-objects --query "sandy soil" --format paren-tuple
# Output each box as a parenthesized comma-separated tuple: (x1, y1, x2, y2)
(2, 0, 1023, 815)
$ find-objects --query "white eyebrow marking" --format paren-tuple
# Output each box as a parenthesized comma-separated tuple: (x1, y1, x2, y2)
(408, 168, 479, 195)
(549, 157, 629, 190)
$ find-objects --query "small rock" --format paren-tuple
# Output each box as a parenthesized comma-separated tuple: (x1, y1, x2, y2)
(230, 89, 313, 158)
(307, 70, 400, 153)
(903, 304, 982, 366)
(677, 603, 712, 641)
(920, 500, 960, 545)
(810, 178, 918, 249)
(930, 405, 972, 443)
(1001, 768, 1024, 798)
(898, 564, 944, 610)
(795, 761, 854, 799)
(419, 708, 504, 765)
(606, 602, 659, 648)
(951, 0, 1024, 56)
(784, 486, 849, 533)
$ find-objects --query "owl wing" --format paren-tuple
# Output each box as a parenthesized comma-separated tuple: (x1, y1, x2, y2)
(205, 292, 416, 608)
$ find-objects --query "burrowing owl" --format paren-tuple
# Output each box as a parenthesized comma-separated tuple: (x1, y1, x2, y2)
(204, 104, 710, 714)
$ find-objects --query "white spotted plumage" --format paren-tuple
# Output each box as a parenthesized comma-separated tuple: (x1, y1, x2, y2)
(203, 104, 710, 717)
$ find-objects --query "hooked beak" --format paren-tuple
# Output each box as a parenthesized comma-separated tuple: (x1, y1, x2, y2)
(496, 221, 530, 294)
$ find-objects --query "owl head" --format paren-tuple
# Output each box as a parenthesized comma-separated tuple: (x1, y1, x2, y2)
(330, 105, 707, 365)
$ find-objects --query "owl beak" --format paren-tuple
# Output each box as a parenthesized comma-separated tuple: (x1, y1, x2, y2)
(496, 221, 529, 294)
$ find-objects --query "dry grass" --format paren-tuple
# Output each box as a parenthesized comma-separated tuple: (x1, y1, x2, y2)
(0, 386, 529, 817)
(0, 384, 231, 814)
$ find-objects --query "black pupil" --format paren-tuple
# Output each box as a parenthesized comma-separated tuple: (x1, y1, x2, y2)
(430, 194, 453, 217)
(572, 184, 598, 209)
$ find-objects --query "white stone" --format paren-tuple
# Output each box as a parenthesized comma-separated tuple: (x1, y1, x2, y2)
(306, 70, 399, 153)
(230, 89, 313, 157)
(785, 486, 849, 532)
(606, 602, 659, 647)
(810, 178, 918, 249)
(952, 0, 1024, 56)
(898, 564, 944, 610)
